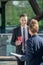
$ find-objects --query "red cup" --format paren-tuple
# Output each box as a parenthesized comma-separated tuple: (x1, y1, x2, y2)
(18, 36, 22, 42)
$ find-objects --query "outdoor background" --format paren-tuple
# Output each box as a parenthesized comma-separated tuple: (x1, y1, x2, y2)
(0, 0, 43, 31)
(0, 1, 43, 65)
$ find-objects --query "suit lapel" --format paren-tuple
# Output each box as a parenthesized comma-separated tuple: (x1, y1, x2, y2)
(27, 26, 29, 32)
(17, 26, 21, 36)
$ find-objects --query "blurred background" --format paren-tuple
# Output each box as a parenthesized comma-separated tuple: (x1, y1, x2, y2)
(0, 0, 43, 65)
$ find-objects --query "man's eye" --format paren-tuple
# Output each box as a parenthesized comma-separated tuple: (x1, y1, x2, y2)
(22, 20, 26, 21)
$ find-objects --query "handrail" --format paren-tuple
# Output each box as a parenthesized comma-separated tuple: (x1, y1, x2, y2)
(0, 56, 17, 61)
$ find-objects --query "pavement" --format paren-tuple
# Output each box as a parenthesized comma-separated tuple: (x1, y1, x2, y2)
(0, 61, 17, 65)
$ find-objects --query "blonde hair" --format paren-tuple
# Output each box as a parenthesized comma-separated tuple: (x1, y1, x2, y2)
(29, 19, 39, 34)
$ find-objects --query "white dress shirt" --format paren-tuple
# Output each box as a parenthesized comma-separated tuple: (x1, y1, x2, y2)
(21, 25, 28, 52)
(21, 25, 28, 41)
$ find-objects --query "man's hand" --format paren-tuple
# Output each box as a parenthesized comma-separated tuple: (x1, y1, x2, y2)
(15, 40, 22, 46)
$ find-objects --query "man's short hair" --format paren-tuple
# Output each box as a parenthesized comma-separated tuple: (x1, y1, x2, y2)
(20, 13, 27, 18)
(29, 19, 39, 33)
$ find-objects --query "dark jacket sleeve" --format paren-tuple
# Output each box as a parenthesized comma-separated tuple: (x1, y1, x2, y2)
(39, 38, 43, 56)
(26, 39, 35, 60)
(11, 29, 17, 46)
(35, 37, 43, 56)
(33, 36, 43, 62)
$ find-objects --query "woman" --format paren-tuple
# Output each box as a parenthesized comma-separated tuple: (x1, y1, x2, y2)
(26, 19, 43, 65)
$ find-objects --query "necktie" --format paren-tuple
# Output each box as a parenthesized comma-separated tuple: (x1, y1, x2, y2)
(22, 28, 25, 52)
(23, 28, 25, 45)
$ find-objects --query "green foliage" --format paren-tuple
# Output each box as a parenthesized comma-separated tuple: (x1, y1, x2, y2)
(39, 20, 43, 31)
(5, 1, 35, 26)
(37, 0, 43, 12)
(0, 1, 43, 28)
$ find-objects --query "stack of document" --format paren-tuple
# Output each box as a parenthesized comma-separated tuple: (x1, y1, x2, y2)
(11, 52, 26, 61)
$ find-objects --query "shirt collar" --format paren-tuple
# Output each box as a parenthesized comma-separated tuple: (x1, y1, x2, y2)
(21, 25, 27, 29)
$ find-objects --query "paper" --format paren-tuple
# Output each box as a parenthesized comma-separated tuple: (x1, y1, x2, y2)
(17, 36, 22, 42)
(11, 52, 26, 61)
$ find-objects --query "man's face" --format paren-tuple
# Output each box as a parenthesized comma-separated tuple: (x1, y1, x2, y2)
(20, 16, 27, 26)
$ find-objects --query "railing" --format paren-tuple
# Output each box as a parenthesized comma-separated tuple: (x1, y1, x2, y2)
(0, 33, 43, 62)
(0, 56, 17, 61)
(0, 33, 16, 56)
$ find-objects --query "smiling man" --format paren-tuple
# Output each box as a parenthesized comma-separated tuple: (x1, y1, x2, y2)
(11, 14, 30, 65)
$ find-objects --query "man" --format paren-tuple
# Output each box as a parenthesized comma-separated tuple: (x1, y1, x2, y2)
(11, 14, 30, 65)
(26, 19, 43, 65)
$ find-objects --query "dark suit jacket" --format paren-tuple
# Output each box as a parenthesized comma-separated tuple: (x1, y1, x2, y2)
(26, 34, 43, 65)
(11, 26, 30, 54)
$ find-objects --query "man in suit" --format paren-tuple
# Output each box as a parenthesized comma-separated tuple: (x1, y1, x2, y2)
(26, 19, 43, 65)
(11, 14, 30, 65)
